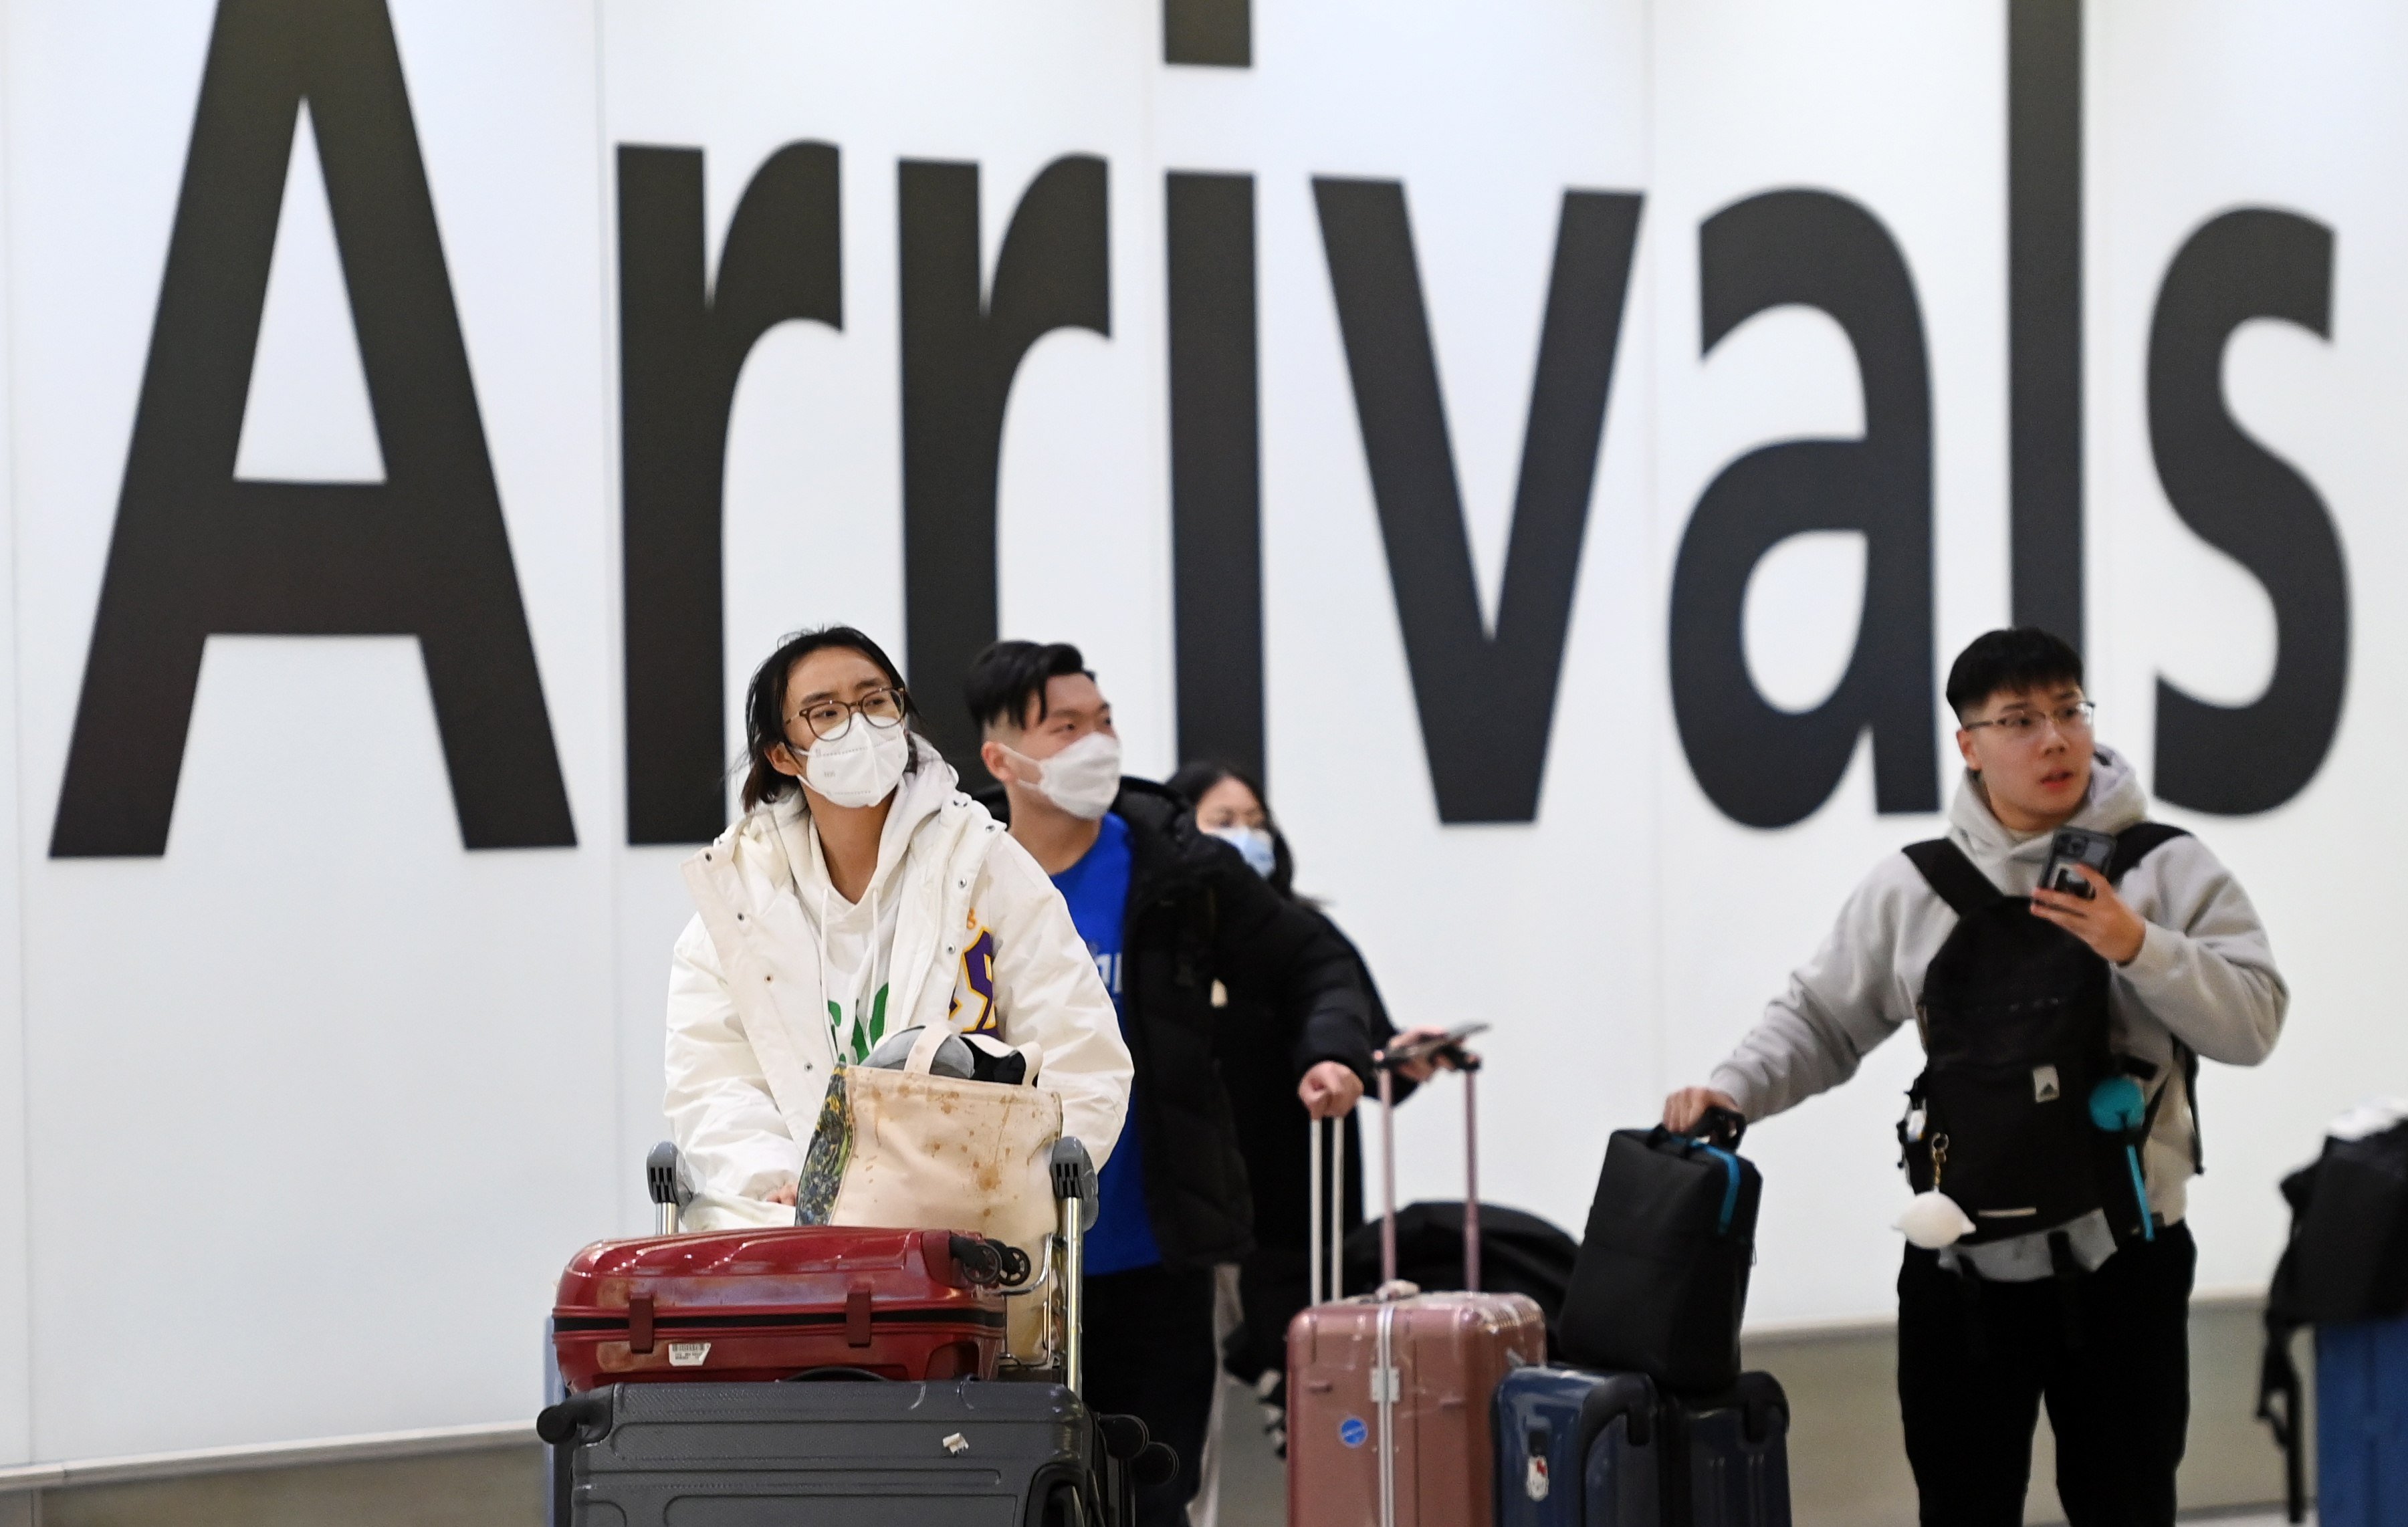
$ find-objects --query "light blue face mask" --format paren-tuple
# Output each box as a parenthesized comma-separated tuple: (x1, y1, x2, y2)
(1208, 824, 1278, 880)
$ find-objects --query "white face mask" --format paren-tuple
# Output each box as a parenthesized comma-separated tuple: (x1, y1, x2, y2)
(1013, 731, 1122, 820)
(802, 720, 910, 809)
(1209, 824, 1278, 880)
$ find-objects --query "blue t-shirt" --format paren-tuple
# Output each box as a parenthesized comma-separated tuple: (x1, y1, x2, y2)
(1048, 812, 1159, 1275)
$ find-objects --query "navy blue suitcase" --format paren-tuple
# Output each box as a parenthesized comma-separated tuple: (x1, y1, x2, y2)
(1667, 1373, 1791, 1527)
(2316, 1315, 2408, 1527)
(1493, 1366, 1660, 1527)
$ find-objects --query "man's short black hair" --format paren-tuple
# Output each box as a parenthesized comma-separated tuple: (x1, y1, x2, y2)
(965, 640, 1094, 733)
(1946, 627, 2084, 719)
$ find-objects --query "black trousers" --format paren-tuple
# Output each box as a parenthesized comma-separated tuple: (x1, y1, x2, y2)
(1897, 1223, 2195, 1527)
(1085, 1263, 1218, 1527)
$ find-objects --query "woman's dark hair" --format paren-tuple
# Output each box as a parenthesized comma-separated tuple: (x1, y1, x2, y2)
(738, 626, 919, 812)
(1166, 760, 1295, 899)
(1945, 626, 2084, 719)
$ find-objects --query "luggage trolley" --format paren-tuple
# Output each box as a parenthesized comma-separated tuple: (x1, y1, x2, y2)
(538, 1138, 1174, 1527)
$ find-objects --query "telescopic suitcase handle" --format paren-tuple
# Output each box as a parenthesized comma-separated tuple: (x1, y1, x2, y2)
(1366, 1035, 1487, 1294)
(1310, 1109, 1347, 1306)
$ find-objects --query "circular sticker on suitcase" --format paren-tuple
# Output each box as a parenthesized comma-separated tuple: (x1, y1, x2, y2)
(1339, 1416, 1367, 1449)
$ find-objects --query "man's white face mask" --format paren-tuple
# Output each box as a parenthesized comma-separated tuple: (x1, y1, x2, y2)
(802, 718, 910, 808)
(1014, 731, 1122, 820)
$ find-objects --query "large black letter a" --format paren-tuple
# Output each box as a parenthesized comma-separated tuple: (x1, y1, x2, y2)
(1668, 191, 1937, 828)
(50, 0, 574, 856)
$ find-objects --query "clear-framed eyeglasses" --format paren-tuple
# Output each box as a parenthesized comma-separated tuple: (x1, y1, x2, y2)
(790, 686, 909, 741)
(1963, 699, 2096, 743)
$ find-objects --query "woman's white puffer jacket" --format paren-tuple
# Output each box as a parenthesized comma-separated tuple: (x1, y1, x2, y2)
(664, 745, 1132, 1230)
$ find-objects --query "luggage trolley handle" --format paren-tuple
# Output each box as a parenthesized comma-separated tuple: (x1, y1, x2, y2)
(646, 1141, 695, 1236)
(1050, 1138, 1099, 1395)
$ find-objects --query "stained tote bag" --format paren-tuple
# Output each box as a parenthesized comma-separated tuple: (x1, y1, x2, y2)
(796, 1026, 1063, 1264)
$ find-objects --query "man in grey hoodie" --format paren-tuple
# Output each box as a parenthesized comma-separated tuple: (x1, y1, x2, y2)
(1664, 627, 2285, 1527)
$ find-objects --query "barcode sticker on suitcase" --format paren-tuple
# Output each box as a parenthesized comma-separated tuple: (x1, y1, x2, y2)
(666, 1342, 711, 1367)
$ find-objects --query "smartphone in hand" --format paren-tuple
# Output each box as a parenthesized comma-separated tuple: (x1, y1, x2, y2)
(2040, 827, 2116, 900)
(1380, 1022, 1491, 1069)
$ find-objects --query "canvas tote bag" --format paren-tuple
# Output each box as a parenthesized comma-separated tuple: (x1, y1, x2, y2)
(794, 1025, 1062, 1262)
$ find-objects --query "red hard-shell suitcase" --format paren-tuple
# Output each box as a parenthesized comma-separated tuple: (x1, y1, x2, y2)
(1289, 1036, 1547, 1527)
(552, 1225, 1011, 1390)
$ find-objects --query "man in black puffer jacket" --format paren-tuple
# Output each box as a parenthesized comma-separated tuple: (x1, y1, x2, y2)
(964, 640, 1379, 1527)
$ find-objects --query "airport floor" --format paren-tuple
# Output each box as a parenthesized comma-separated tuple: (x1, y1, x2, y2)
(1201, 1292, 2303, 1527)
(1200, 1376, 2310, 1527)
(0, 1296, 2310, 1527)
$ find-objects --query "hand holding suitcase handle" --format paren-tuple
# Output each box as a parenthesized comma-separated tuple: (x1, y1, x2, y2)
(1692, 1105, 1747, 1152)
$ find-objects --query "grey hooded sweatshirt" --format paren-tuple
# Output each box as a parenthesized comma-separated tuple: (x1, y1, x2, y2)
(1707, 746, 2286, 1280)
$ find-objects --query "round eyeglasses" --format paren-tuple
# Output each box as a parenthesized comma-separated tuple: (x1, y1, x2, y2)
(790, 686, 908, 741)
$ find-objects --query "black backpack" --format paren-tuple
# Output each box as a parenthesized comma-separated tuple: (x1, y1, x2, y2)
(2256, 1119, 2408, 1520)
(1898, 824, 2192, 1247)
(1339, 1201, 1581, 1349)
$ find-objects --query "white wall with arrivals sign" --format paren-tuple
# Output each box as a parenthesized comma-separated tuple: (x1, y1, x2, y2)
(0, 0, 2396, 1463)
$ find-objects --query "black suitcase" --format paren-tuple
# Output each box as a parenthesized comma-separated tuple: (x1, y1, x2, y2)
(1559, 1112, 1761, 1394)
(1665, 1373, 1791, 1527)
(544, 1377, 1109, 1526)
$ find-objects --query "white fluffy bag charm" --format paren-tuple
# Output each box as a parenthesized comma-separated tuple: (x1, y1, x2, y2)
(1896, 1190, 1977, 1250)
(1894, 1125, 1975, 1250)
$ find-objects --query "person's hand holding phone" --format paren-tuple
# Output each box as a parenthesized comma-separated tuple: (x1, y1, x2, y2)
(2030, 864, 2148, 965)
(1384, 1024, 1468, 1082)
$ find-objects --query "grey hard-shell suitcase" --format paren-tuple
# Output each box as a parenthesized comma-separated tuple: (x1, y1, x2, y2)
(542, 1377, 1105, 1526)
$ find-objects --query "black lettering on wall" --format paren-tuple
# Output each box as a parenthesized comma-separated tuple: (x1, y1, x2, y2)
(51, 0, 572, 857)
(619, 143, 843, 845)
(1314, 180, 1642, 824)
(1168, 172, 1264, 784)
(1668, 190, 1937, 829)
(2009, 0, 2085, 649)
(2149, 209, 2346, 814)
(899, 156, 1110, 767)
(1165, 0, 1250, 67)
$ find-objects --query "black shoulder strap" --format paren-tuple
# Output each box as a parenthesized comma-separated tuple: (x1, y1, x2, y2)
(2108, 822, 2190, 882)
(2107, 820, 2206, 1173)
(2181, 1043, 2205, 1174)
(1902, 840, 2005, 915)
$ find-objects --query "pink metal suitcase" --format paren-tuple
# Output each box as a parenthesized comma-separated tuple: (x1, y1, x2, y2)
(1288, 1039, 1547, 1527)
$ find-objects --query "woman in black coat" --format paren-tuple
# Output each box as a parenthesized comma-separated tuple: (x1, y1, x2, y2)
(1166, 762, 1429, 1408)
